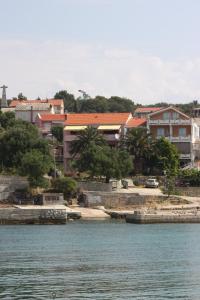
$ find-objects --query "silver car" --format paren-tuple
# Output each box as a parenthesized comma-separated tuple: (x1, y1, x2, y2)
(145, 178, 159, 188)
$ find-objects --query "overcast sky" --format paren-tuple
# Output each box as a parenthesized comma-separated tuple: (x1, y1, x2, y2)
(1, 0, 200, 104)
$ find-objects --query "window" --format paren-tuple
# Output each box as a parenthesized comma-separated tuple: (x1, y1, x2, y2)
(157, 128, 165, 137)
(172, 112, 179, 120)
(163, 112, 170, 120)
(179, 127, 186, 137)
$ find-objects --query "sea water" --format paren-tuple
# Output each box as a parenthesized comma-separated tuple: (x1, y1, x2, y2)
(0, 221, 200, 299)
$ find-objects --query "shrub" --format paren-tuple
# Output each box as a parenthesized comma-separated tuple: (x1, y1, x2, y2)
(52, 177, 77, 199)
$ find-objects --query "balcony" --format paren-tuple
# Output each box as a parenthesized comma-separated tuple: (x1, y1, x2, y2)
(170, 136, 191, 142)
(180, 154, 191, 159)
(149, 119, 190, 125)
(104, 133, 120, 141)
(156, 136, 191, 142)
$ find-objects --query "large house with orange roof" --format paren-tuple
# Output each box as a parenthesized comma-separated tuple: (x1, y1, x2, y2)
(63, 112, 146, 172)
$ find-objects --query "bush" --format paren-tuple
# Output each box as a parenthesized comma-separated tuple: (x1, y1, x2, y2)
(52, 177, 77, 199)
(179, 169, 200, 187)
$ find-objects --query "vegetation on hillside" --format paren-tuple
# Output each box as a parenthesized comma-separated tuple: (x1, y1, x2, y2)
(0, 111, 53, 188)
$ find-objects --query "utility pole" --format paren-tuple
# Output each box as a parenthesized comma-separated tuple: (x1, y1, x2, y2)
(0, 85, 8, 108)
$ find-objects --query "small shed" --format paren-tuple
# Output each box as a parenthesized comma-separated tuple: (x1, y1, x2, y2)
(42, 193, 64, 205)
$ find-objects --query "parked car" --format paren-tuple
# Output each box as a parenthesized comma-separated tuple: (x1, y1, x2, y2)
(145, 178, 159, 188)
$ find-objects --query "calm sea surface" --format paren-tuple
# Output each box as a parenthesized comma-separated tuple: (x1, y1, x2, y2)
(0, 221, 200, 299)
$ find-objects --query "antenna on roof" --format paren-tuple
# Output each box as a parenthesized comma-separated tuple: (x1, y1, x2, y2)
(78, 90, 90, 100)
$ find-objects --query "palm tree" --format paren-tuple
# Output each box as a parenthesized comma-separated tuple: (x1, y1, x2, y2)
(70, 126, 106, 158)
(122, 128, 154, 174)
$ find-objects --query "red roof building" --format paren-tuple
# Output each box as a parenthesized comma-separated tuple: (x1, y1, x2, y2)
(63, 112, 146, 173)
(64, 112, 132, 126)
(125, 118, 146, 128)
(35, 113, 68, 135)
(9, 98, 64, 114)
(134, 107, 163, 118)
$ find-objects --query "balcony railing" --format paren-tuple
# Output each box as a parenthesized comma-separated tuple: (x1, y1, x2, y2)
(156, 136, 191, 142)
(180, 154, 191, 159)
(170, 136, 191, 142)
(104, 134, 120, 141)
(149, 119, 190, 125)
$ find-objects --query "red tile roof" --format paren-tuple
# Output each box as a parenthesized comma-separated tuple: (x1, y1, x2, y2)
(38, 114, 68, 121)
(64, 113, 131, 125)
(135, 107, 163, 113)
(126, 118, 146, 128)
(9, 99, 63, 108)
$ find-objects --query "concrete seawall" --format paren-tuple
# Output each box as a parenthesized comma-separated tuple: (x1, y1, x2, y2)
(0, 207, 67, 224)
(126, 210, 200, 224)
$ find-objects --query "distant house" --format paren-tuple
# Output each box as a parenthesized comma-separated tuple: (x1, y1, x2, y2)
(35, 113, 68, 136)
(147, 106, 200, 166)
(9, 98, 64, 114)
(15, 103, 54, 124)
(134, 107, 163, 118)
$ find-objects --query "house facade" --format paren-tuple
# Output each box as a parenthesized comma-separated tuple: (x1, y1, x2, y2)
(147, 107, 200, 166)
(15, 103, 55, 123)
(35, 113, 68, 136)
(9, 98, 64, 114)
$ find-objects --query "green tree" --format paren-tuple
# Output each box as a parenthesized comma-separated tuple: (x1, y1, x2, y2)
(70, 126, 106, 158)
(54, 90, 76, 112)
(19, 149, 53, 188)
(108, 96, 135, 112)
(51, 126, 63, 143)
(73, 143, 132, 183)
(79, 96, 108, 113)
(52, 177, 77, 199)
(18, 92, 27, 100)
(153, 138, 179, 175)
(0, 111, 15, 129)
(123, 128, 153, 174)
(0, 114, 52, 178)
(153, 138, 179, 196)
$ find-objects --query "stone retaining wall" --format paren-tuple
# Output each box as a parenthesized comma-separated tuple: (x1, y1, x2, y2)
(0, 176, 29, 190)
(78, 181, 113, 192)
(176, 187, 200, 197)
(0, 208, 66, 224)
(84, 192, 185, 208)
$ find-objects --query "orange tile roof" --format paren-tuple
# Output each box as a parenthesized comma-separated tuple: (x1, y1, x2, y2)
(126, 118, 146, 128)
(64, 113, 131, 125)
(9, 99, 63, 108)
(39, 114, 68, 121)
(135, 107, 163, 113)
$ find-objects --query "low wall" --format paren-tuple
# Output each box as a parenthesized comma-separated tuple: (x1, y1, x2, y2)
(84, 192, 185, 209)
(78, 181, 113, 192)
(0, 208, 66, 224)
(176, 187, 200, 197)
(0, 176, 29, 190)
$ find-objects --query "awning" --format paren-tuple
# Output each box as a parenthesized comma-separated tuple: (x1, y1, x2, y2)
(98, 125, 121, 130)
(64, 125, 87, 131)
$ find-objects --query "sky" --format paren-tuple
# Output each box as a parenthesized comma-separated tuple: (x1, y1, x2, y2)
(1, 0, 200, 104)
